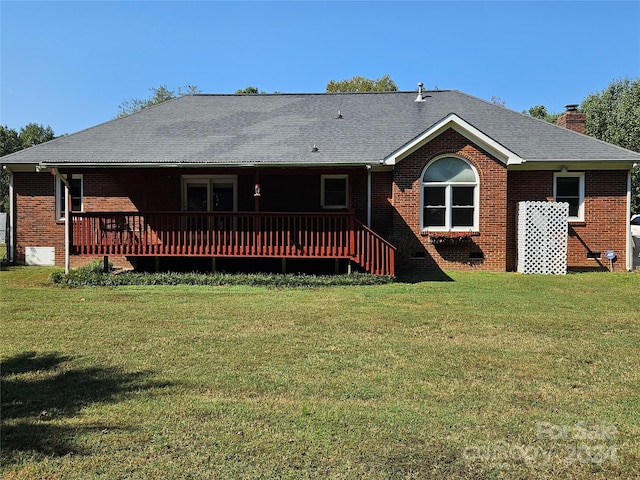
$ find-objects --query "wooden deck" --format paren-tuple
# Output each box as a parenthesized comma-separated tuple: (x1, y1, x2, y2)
(71, 212, 395, 275)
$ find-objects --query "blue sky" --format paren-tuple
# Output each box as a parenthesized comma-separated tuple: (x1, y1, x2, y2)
(2, 1, 639, 135)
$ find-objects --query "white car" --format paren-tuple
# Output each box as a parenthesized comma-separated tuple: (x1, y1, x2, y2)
(632, 214, 640, 237)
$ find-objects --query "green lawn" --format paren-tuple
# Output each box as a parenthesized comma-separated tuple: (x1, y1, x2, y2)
(1, 267, 638, 479)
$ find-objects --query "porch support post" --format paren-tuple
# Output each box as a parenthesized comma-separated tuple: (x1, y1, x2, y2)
(50, 168, 71, 273)
(50, 168, 71, 274)
(8, 170, 14, 263)
(627, 166, 634, 271)
(65, 181, 70, 274)
(366, 165, 372, 228)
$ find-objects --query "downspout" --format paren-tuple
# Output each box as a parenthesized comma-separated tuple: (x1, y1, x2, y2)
(51, 168, 71, 274)
(8, 170, 14, 263)
(366, 165, 372, 228)
(627, 166, 635, 271)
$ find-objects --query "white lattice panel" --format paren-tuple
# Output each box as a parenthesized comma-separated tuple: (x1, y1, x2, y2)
(517, 202, 569, 274)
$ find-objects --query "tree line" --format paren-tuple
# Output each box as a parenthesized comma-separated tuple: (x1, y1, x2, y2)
(1, 76, 639, 214)
(0, 124, 56, 212)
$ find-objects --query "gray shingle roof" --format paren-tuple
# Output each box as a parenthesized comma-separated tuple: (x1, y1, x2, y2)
(3, 91, 639, 166)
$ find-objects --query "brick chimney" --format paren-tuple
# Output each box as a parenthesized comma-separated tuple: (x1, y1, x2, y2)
(556, 104, 586, 134)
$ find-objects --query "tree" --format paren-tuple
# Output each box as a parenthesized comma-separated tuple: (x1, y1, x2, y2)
(581, 77, 640, 214)
(490, 96, 506, 107)
(525, 78, 640, 214)
(326, 74, 398, 93)
(581, 77, 640, 153)
(0, 124, 56, 212)
(0, 126, 21, 156)
(117, 84, 201, 117)
(18, 123, 55, 148)
(524, 105, 561, 124)
(235, 86, 261, 94)
(0, 126, 21, 213)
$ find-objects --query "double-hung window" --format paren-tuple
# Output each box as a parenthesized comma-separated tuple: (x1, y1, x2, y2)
(421, 157, 478, 231)
(321, 175, 348, 209)
(554, 173, 584, 221)
(56, 174, 83, 220)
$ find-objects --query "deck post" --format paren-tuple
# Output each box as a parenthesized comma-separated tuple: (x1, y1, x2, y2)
(281, 258, 286, 274)
(211, 257, 216, 272)
(103, 255, 109, 273)
(348, 216, 355, 258)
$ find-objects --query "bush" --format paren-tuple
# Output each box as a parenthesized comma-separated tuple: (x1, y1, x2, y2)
(49, 267, 394, 288)
(48, 260, 113, 286)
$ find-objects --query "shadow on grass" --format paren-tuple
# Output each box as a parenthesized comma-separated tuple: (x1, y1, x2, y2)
(395, 270, 455, 283)
(1, 351, 170, 460)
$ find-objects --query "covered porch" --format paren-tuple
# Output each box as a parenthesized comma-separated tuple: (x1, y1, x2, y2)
(70, 211, 395, 275)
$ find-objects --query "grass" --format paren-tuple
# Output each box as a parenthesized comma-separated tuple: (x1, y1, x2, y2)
(1, 267, 639, 479)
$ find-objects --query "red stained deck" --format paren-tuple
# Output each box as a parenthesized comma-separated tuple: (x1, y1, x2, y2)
(71, 212, 395, 276)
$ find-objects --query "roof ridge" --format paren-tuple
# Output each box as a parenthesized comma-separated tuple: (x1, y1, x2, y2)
(190, 90, 453, 97)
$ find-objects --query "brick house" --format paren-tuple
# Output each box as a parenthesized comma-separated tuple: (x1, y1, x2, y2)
(2, 89, 639, 275)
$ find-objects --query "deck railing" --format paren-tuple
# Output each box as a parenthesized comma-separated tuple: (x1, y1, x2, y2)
(351, 218, 396, 276)
(71, 211, 395, 275)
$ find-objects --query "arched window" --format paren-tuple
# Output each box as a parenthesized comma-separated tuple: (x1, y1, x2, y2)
(421, 157, 478, 231)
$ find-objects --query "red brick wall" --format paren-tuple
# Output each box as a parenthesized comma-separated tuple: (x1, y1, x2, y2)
(13, 172, 60, 265)
(390, 129, 508, 272)
(12, 170, 181, 267)
(12, 168, 374, 268)
(507, 170, 628, 271)
(351, 170, 394, 235)
(13, 164, 628, 273)
(82, 171, 181, 212)
(371, 171, 393, 235)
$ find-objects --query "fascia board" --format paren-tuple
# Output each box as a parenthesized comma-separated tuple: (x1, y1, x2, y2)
(508, 160, 637, 171)
(2, 164, 38, 173)
(384, 113, 523, 166)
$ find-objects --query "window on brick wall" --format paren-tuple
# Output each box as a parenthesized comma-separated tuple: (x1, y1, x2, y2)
(553, 173, 584, 221)
(321, 175, 348, 209)
(56, 174, 83, 220)
(421, 156, 479, 231)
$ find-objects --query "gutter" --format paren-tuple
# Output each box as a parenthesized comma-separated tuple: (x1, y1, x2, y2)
(36, 161, 384, 169)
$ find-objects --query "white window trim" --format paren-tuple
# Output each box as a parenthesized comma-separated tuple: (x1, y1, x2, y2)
(553, 172, 585, 222)
(55, 174, 83, 220)
(321, 174, 348, 209)
(420, 156, 479, 232)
